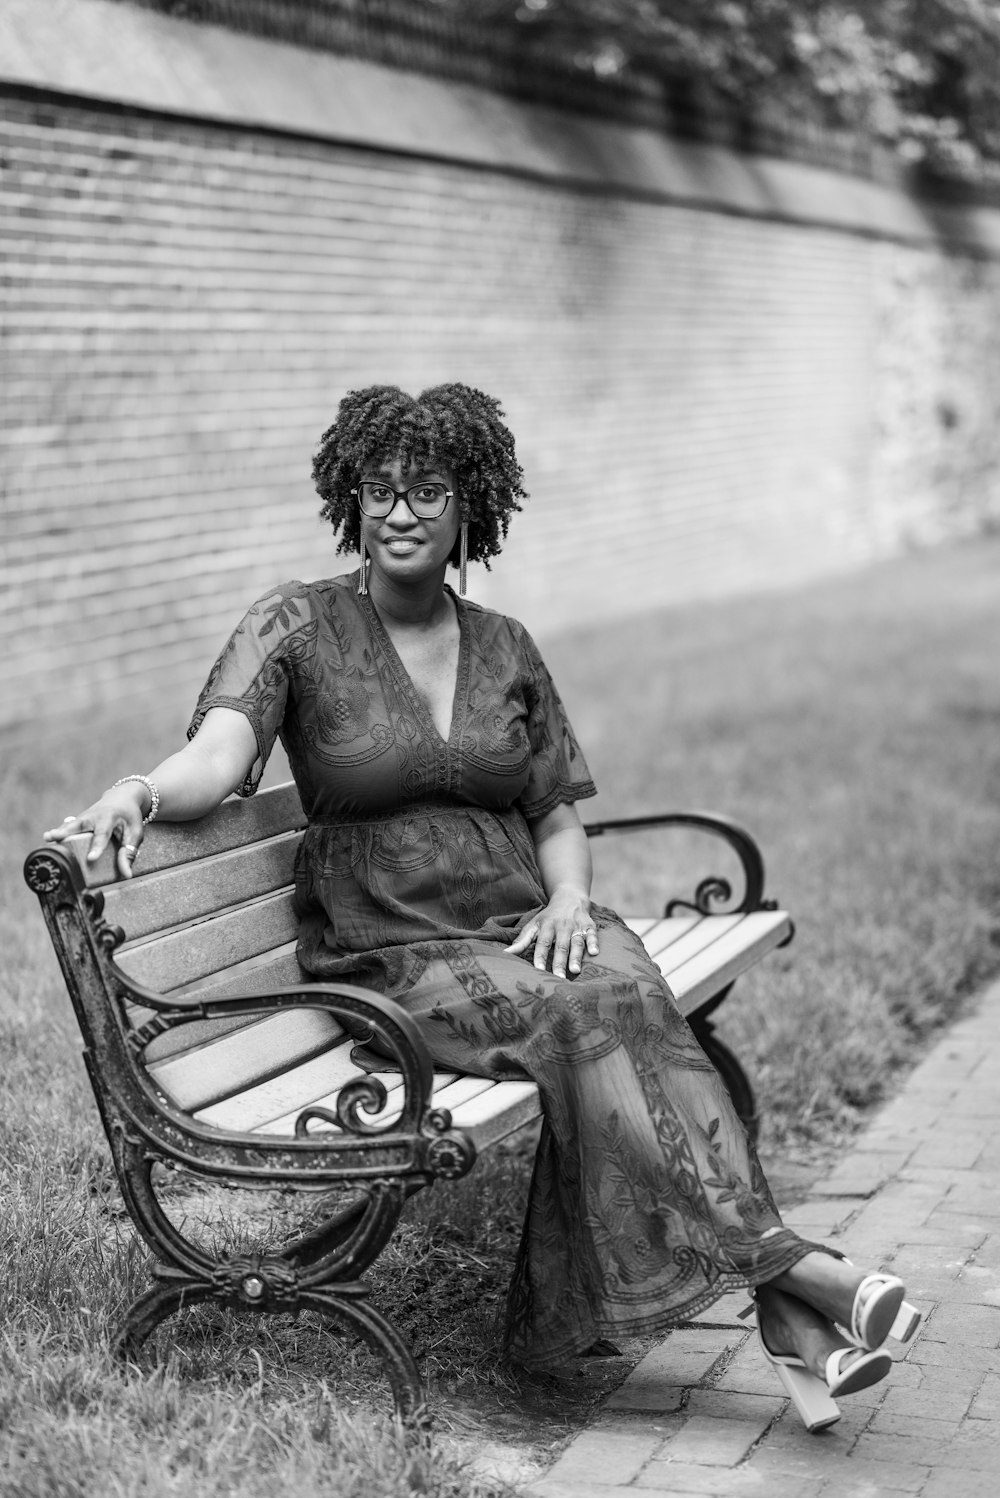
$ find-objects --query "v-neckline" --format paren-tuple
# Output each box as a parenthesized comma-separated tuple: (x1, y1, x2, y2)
(360, 582, 469, 748)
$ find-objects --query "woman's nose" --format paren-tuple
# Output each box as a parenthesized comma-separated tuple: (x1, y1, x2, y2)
(386, 496, 417, 525)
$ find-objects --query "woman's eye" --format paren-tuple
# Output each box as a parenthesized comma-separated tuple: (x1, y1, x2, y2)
(369, 486, 393, 500)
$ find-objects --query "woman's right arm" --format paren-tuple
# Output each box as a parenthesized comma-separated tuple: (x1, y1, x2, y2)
(43, 706, 259, 880)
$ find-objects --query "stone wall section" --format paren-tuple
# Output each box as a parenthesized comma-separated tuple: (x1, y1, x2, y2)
(3, 5, 1000, 736)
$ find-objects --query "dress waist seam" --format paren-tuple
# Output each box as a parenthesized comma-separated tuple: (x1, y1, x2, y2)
(308, 802, 518, 827)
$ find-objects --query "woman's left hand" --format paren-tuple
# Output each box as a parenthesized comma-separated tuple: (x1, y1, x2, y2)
(507, 888, 600, 979)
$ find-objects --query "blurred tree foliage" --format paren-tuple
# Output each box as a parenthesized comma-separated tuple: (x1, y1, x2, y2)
(447, 0, 1000, 175)
(117, 1, 1000, 175)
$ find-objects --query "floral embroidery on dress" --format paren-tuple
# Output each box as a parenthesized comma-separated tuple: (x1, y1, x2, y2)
(515, 978, 605, 1048)
(188, 574, 813, 1370)
(314, 677, 372, 744)
(257, 587, 307, 637)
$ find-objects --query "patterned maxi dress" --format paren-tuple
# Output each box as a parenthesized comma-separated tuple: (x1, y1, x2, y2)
(190, 572, 814, 1369)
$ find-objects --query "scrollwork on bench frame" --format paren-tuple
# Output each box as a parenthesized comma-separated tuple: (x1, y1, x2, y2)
(122, 982, 447, 1151)
(584, 810, 776, 916)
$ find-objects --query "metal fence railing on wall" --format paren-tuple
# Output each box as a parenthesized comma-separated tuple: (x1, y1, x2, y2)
(109, 0, 886, 179)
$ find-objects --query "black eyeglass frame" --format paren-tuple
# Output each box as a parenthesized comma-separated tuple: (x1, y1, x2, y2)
(351, 482, 455, 519)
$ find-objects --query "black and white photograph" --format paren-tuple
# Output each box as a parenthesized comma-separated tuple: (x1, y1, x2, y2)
(3, 2, 1000, 1494)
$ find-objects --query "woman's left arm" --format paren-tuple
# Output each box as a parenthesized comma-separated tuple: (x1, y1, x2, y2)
(506, 802, 601, 979)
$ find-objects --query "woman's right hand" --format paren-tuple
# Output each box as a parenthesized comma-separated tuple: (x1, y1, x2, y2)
(44, 783, 149, 880)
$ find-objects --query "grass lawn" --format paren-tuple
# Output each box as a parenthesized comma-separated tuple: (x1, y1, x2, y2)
(3, 534, 1000, 1495)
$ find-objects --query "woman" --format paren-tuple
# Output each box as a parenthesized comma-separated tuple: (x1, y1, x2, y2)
(46, 383, 911, 1429)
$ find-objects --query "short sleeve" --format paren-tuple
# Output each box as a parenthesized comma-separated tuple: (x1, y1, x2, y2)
(513, 622, 597, 820)
(188, 584, 314, 796)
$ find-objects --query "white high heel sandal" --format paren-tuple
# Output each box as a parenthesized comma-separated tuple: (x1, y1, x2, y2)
(824, 1343, 893, 1397)
(753, 1309, 893, 1433)
(839, 1265, 921, 1348)
(755, 1315, 841, 1433)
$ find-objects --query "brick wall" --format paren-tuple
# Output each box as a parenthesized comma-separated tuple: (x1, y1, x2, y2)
(3, 5, 1000, 739)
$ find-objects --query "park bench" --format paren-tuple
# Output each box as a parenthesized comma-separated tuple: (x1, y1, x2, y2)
(24, 782, 793, 1424)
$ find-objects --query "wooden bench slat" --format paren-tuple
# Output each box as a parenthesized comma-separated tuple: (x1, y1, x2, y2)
(130, 945, 305, 1062)
(142, 1010, 273, 1063)
(126, 947, 306, 1062)
(632, 914, 735, 966)
(666, 910, 793, 1009)
(265, 1072, 496, 1137)
(193, 1036, 364, 1130)
(623, 915, 673, 940)
(115, 890, 299, 992)
(103, 833, 303, 941)
(257, 1073, 543, 1146)
(346, 1077, 542, 1149)
(255, 1068, 463, 1136)
(420, 1075, 496, 1111)
(171, 943, 304, 1000)
(257, 1069, 408, 1136)
(449, 1080, 542, 1148)
(258, 1073, 501, 1138)
(66, 782, 308, 887)
(150, 1009, 345, 1112)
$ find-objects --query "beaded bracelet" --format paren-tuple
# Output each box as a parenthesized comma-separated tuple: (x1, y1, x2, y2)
(110, 775, 161, 825)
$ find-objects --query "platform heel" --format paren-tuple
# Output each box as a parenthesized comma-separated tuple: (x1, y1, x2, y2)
(766, 1350, 843, 1432)
(889, 1300, 922, 1343)
(747, 1307, 841, 1432)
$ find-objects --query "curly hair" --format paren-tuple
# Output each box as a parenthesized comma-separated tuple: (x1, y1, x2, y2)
(312, 383, 527, 569)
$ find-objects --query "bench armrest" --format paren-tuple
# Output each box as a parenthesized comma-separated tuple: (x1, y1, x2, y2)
(24, 843, 465, 1180)
(583, 811, 775, 915)
(118, 963, 475, 1186)
(126, 979, 436, 1141)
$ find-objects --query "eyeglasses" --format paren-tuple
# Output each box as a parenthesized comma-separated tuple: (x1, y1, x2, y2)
(352, 481, 453, 519)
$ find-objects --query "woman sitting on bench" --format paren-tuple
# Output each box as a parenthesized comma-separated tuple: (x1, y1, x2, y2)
(46, 382, 913, 1430)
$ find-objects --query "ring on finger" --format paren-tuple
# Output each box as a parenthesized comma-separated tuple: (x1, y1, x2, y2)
(62, 815, 77, 824)
(122, 843, 139, 858)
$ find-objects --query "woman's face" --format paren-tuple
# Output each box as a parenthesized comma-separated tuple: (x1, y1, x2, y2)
(358, 454, 460, 588)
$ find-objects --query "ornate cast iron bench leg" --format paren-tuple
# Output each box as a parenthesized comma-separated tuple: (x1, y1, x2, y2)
(118, 1263, 428, 1427)
(113, 1143, 432, 1425)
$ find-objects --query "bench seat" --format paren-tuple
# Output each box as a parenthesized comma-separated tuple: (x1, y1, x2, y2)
(140, 908, 790, 1150)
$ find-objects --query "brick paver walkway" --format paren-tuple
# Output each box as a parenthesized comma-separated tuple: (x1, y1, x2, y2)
(524, 975, 1000, 1498)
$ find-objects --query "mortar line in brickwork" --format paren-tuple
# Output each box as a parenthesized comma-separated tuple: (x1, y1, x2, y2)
(4, 83, 999, 260)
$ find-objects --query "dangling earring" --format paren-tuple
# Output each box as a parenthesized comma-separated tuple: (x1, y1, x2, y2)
(458, 516, 468, 597)
(357, 534, 368, 596)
